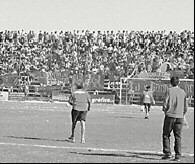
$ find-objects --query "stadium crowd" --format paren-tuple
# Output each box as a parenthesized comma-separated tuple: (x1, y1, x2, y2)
(0, 29, 194, 79)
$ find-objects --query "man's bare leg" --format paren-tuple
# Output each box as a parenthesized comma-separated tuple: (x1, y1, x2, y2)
(80, 120, 85, 143)
(145, 107, 149, 119)
(69, 122, 76, 142)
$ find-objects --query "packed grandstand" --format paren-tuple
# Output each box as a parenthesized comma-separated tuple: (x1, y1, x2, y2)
(0, 30, 194, 79)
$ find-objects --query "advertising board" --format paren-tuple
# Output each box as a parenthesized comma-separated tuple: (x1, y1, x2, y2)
(90, 94, 114, 104)
(52, 91, 70, 102)
(8, 92, 25, 101)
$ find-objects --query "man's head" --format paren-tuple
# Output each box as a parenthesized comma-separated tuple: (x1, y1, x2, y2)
(170, 76, 179, 87)
(75, 80, 84, 89)
(145, 85, 150, 90)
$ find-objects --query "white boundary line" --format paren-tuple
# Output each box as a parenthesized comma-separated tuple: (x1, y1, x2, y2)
(0, 142, 194, 157)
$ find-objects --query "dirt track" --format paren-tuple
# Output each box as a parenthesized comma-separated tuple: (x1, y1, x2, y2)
(0, 101, 194, 163)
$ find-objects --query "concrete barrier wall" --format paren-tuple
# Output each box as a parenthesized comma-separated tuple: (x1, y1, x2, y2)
(0, 92, 8, 101)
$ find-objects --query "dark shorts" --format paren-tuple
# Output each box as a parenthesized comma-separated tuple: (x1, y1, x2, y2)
(71, 109, 88, 123)
(143, 103, 151, 111)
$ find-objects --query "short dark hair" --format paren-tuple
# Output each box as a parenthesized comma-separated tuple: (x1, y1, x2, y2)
(145, 85, 150, 89)
(75, 80, 84, 89)
(170, 76, 179, 87)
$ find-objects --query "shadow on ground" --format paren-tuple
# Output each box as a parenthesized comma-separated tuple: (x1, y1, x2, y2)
(5, 135, 73, 143)
(69, 151, 190, 162)
(3, 135, 193, 162)
(112, 116, 145, 119)
(69, 151, 163, 161)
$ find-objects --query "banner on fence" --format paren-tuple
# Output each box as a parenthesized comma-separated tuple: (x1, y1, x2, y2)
(0, 70, 105, 91)
(137, 71, 171, 79)
(47, 70, 71, 86)
(26, 93, 51, 101)
(37, 86, 52, 96)
(136, 70, 185, 79)
(170, 70, 185, 79)
(0, 73, 19, 87)
(73, 73, 105, 91)
(85, 74, 105, 90)
(127, 79, 194, 97)
(30, 70, 48, 85)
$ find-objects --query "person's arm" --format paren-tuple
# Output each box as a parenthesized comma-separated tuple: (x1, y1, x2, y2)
(183, 93, 188, 116)
(68, 93, 74, 106)
(88, 101, 91, 111)
(162, 90, 169, 112)
(86, 92, 91, 111)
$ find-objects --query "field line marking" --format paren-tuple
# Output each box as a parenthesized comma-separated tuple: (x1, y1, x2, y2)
(0, 142, 193, 157)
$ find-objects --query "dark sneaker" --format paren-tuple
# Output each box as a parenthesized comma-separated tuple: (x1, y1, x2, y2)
(162, 155, 172, 159)
(145, 116, 149, 119)
(81, 139, 85, 144)
(68, 136, 75, 143)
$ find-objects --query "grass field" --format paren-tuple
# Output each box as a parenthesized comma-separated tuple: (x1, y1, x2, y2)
(0, 101, 194, 163)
